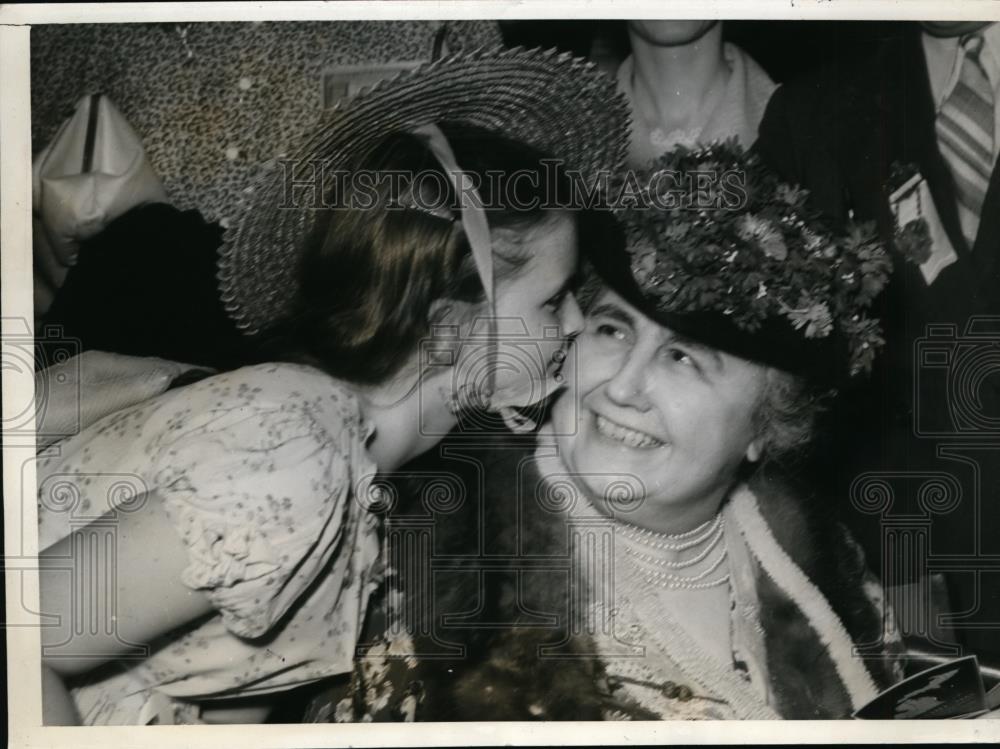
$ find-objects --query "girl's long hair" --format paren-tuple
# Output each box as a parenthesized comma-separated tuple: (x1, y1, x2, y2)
(257, 123, 572, 385)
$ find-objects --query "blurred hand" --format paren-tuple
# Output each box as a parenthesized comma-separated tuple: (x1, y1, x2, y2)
(35, 350, 213, 449)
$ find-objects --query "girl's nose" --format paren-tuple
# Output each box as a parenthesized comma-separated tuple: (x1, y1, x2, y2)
(561, 292, 585, 337)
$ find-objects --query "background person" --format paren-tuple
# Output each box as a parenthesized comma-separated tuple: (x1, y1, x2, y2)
(616, 20, 776, 165)
(757, 20, 1000, 663)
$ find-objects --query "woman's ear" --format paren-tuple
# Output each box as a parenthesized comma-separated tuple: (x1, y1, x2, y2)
(745, 439, 763, 464)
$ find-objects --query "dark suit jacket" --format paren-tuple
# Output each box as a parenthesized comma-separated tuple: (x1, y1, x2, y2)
(756, 22, 1000, 659)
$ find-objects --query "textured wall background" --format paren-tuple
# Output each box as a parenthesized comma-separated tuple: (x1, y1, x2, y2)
(31, 21, 502, 224)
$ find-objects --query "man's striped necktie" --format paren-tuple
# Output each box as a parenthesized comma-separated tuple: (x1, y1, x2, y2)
(936, 34, 997, 249)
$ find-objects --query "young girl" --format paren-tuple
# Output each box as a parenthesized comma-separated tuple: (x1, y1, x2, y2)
(36, 49, 628, 725)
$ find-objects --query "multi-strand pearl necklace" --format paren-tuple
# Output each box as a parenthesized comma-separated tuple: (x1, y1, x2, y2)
(616, 513, 729, 591)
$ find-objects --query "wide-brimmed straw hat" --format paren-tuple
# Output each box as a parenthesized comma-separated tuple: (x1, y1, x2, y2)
(218, 47, 630, 335)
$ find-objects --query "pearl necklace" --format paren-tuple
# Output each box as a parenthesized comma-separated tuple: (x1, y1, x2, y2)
(623, 517, 725, 568)
(617, 511, 721, 551)
(616, 513, 729, 591)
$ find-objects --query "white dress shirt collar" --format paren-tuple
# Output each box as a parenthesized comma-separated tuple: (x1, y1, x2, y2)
(923, 22, 1000, 107)
(923, 22, 1000, 161)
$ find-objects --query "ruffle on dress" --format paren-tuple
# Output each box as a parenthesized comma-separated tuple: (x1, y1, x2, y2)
(175, 509, 282, 590)
(150, 365, 379, 640)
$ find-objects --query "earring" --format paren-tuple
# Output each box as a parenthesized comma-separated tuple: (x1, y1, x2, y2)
(445, 383, 492, 414)
(443, 385, 462, 414)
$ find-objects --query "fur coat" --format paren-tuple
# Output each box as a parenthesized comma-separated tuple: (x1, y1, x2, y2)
(305, 434, 904, 722)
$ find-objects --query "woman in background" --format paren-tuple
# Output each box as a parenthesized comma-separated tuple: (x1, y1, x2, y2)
(614, 20, 776, 164)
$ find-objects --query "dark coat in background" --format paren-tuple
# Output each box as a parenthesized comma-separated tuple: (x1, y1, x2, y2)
(41, 203, 251, 371)
(756, 22, 1000, 660)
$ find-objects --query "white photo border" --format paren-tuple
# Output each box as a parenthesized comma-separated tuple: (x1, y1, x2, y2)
(5, 2, 1000, 746)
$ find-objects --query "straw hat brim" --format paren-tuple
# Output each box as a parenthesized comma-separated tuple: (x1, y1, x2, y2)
(218, 46, 631, 335)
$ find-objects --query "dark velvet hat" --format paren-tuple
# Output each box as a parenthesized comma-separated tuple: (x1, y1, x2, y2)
(592, 141, 892, 384)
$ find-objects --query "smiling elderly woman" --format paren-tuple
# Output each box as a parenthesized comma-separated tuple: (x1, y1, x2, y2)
(303, 143, 906, 723)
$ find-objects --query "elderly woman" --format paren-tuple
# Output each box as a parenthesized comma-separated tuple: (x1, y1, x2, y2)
(300, 142, 906, 722)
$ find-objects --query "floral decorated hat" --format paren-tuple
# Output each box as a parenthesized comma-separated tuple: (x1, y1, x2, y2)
(591, 141, 892, 383)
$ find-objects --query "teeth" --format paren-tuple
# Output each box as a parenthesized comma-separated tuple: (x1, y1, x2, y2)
(595, 414, 665, 449)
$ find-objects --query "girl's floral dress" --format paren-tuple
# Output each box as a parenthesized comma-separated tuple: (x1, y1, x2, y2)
(37, 363, 383, 725)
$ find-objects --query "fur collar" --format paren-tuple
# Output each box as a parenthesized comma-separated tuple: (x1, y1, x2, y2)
(404, 444, 901, 720)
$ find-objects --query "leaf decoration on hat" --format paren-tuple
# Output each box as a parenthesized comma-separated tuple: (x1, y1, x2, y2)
(615, 139, 893, 377)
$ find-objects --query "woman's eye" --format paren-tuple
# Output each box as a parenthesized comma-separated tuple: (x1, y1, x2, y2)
(593, 321, 628, 341)
(665, 347, 701, 372)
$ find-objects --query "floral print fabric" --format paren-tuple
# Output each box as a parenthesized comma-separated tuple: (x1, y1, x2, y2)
(302, 571, 426, 723)
(36, 363, 383, 724)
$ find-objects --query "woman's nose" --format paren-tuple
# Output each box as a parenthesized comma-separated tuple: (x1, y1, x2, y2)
(605, 347, 652, 409)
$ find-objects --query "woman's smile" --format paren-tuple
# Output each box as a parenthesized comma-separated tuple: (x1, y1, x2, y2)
(593, 411, 667, 449)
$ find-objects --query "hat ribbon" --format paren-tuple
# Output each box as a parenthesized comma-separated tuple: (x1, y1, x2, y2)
(409, 123, 494, 305)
